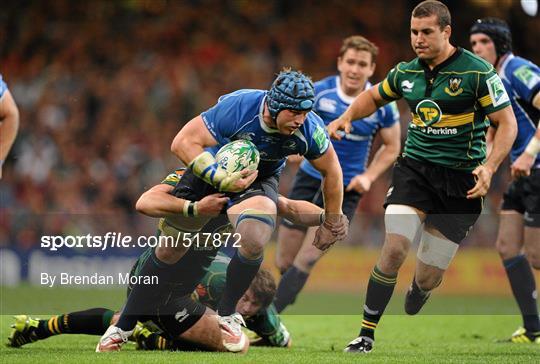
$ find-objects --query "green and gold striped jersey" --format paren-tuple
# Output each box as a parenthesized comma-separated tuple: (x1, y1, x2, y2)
(379, 48, 510, 170)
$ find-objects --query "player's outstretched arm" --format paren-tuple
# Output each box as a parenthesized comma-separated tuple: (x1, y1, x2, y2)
(0, 89, 19, 179)
(510, 93, 540, 178)
(308, 145, 349, 250)
(327, 85, 388, 139)
(346, 122, 401, 193)
(136, 184, 228, 218)
(467, 105, 517, 199)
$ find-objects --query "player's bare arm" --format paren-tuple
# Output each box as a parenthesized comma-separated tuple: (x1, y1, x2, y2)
(277, 196, 348, 241)
(510, 93, 540, 178)
(467, 106, 517, 199)
(171, 116, 257, 192)
(346, 122, 401, 193)
(308, 144, 347, 250)
(136, 183, 229, 218)
(0, 89, 19, 179)
(328, 85, 388, 139)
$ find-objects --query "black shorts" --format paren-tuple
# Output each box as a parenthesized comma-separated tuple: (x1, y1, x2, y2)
(281, 169, 361, 232)
(385, 156, 483, 243)
(137, 294, 207, 339)
(171, 168, 279, 208)
(501, 168, 540, 227)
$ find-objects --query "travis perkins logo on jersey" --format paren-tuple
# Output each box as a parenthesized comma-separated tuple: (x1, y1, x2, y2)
(444, 77, 463, 96)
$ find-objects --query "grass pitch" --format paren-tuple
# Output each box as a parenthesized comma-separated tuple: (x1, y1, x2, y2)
(1, 287, 538, 363)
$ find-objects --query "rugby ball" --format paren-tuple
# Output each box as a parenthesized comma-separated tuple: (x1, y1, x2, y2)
(215, 140, 260, 173)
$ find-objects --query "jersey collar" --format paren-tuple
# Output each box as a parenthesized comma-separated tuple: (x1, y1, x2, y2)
(335, 76, 371, 105)
(498, 53, 514, 77)
(419, 46, 462, 73)
(260, 95, 280, 133)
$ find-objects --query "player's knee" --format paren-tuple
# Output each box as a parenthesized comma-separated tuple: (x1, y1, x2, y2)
(525, 251, 540, 270)
(383, 244, 408, 268)
(295, 250, 321, 272)
(275, 256, 293, 274)
(495, 237, 521, 260)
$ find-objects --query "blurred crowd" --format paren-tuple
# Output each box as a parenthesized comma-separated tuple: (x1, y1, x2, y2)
(1, 0, 539, 249)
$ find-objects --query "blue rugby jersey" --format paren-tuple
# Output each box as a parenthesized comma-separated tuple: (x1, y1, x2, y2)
(499, 54, 540, 167)
(201, 89, 330, 178)
(0, 74, 7, 98)
(300, 76, 399, 185)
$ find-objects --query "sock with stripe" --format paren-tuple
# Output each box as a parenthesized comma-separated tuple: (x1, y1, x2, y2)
(359, 265, 398, 340)
(139, 333, 172, 350)
(503, 255, 540, 332)
(36, 308, 114, 339)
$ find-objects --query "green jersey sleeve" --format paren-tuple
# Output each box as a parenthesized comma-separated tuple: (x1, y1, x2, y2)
(477, 69, 511, 114)
(378, 64, 403, 101)
(245, 303, 291, 347)
(160, 168, 186, 187)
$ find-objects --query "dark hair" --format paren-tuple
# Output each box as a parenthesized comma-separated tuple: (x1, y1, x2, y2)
(339, 35, 379, 63)
(249, 268, 277, 309)
(412, 0, 451, 29)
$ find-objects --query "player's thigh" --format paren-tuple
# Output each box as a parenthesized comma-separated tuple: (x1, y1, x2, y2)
(293, 226, 323, 272)
(177, 307, 225, 351)
(524, 227, 540, 269)
(276, 226, 306, 272)
(496, 210, 524, 258)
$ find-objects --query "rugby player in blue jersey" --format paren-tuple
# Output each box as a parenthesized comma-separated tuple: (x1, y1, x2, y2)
(274, 36, 401, 313)
(470, 18, 540, 344)
(0, 74, 20, 179)
(98, 69, 347, 351)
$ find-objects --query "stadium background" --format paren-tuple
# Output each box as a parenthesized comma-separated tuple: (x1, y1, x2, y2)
(1, 0, 539, 304)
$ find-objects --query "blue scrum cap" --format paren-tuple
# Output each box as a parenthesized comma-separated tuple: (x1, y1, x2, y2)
(267, 69, 315, 120)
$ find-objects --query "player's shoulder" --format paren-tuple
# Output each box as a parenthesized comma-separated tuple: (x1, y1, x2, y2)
(454, 48, 493, 73)
(314, 75, 337, 93)
(0, 73, 7, 98)
(505, 55, 540, 75)
(161, 168, 186, 186)
(218, 89, 266, 104)
(394, 59, 422, 73)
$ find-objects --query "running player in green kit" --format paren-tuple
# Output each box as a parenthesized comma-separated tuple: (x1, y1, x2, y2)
(328, 0, 518, 354)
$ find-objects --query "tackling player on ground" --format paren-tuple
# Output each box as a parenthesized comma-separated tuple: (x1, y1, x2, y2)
(470, 17, 540, 344)
(15, 168, 342, 352)
(8, 253, 291, 350)
(274, 35, 401, 313)
(329, 0, 517, 353)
